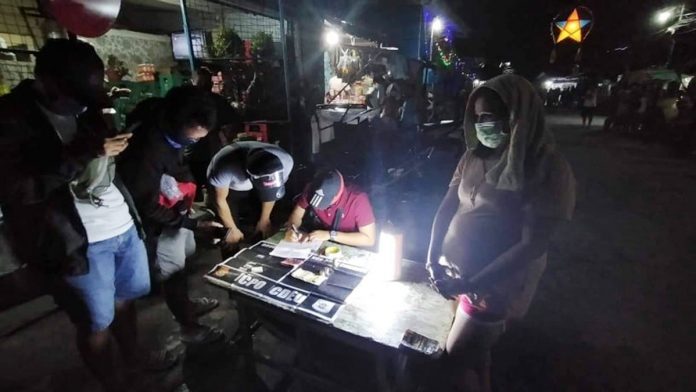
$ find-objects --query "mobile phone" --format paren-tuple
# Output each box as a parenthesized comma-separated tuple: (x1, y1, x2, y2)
(399, 329, 442, 356)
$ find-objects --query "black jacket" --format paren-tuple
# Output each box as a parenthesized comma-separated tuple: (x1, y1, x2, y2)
(0, 80, 144, 276)
(118, 101, 197, 238)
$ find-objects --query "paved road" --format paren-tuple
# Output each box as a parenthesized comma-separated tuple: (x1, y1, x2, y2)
(492, 113, 696, 391)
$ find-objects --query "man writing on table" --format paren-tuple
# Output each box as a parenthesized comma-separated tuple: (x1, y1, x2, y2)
(285, 169, 376, 248)
(207, 141, 293, 245)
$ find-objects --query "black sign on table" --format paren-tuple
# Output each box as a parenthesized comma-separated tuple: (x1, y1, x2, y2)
(206, 241, 366, 322)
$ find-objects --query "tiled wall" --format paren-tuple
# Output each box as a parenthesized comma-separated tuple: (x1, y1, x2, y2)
(82, 29, 176, 77)
(0, 0, 175, 89)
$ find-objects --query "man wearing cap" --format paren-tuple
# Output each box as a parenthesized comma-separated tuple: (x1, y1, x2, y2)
(207, 141, 294, 245)
(284, 170, 376, 248)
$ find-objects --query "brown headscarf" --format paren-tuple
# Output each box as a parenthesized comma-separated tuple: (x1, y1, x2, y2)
(463, 74, 555, 192)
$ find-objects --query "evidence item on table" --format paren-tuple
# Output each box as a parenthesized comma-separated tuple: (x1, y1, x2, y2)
(280, 258, 304, 267)
(291, 268, 329, 286)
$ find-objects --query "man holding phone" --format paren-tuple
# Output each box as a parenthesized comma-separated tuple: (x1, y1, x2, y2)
(0, 39, 151, 391)
(119, 86, 224, 346)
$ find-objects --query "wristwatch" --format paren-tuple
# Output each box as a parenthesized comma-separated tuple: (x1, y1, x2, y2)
(330, 230, 338, 241)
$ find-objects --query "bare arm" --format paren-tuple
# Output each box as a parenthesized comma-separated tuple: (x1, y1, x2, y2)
(333, 223, 376, 248)
(259, 201, 275, 225)
(213, 186, 237, 230)
(283, 206, 306, 241)
(306, 223, 376, 248)
(255, 200, 276, 238)
(286, 205, 305, 228)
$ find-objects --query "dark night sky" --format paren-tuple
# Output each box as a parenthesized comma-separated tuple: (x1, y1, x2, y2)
(446, 0, 687, 78)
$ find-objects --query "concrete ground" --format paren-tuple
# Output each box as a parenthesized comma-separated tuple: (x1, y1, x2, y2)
(1, 113, 696, 391)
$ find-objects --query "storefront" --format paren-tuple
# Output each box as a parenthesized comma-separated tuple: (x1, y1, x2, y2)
(310, 19, 414, 155)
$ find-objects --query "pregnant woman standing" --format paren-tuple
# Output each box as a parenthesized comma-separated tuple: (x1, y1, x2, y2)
(427, 74, 576, 391)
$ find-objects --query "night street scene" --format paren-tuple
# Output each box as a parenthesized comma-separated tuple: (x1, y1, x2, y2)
(1, 0, 696, 391)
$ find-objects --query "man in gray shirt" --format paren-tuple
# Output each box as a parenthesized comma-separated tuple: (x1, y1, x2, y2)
(207, 141, 293, 245)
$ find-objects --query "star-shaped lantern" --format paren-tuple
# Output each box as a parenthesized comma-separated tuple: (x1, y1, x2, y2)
(555, 8, 590, 43)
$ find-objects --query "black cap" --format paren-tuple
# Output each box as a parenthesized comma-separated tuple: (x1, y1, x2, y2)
(247, 149, 285, 202)
(307, 170, 343, 210)
(35, 39, 108, 108)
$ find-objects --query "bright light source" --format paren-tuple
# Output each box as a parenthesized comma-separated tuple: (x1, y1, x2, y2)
(378, 231, 402, 281)
(324, 29, 340, 46)
(544, 80, 554, 90)
(432, 17, 444, 33)
(656, 9, 674, 25)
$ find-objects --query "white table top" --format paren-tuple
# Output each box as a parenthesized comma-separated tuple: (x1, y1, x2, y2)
(263, 234, 455, 351)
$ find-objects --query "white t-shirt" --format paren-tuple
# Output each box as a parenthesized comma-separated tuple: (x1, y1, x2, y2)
(39, 105, 133, 243)
(207, 141, 294, 191)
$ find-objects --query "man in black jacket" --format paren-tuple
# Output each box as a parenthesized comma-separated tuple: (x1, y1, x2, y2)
(0, 39, 150, 391)
(119, 86, 224, 344)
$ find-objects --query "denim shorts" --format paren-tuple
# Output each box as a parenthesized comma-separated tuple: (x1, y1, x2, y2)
(64, 225, 150, 332)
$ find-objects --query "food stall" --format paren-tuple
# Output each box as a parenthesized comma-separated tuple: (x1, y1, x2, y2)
(311, 20, 408, 155)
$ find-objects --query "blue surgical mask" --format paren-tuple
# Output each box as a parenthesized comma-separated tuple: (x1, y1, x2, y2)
(475, 121, 508, 149)
(164, 133, 197, 149)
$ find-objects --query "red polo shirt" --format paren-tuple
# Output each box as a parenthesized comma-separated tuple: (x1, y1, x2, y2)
(297, 185, 375, 232)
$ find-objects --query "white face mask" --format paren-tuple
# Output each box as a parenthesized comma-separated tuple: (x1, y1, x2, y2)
(475, 121, 509, 149)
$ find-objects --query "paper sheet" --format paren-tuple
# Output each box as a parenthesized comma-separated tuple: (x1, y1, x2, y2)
(269, 240, 323, 259)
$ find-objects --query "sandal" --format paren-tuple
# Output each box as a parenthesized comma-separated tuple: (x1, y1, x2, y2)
(191, 297, 219, 316)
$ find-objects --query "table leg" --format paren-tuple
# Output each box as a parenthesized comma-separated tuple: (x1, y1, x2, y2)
(394, 352, 414, 392)
(295, 326, 313, 391)
(375, 351, 393, 392)
(233, 295, 257, 380)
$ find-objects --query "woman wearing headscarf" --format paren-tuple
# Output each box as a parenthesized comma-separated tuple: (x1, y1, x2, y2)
(427, 74, 576, 391)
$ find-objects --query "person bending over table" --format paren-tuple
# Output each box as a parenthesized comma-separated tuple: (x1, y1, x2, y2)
(284, 169, 376, 248)
(426, 74, 576, 392)
(207, 141, 293, 245)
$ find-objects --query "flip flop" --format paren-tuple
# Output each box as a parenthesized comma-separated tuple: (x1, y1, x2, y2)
(191, 297, 219, 316)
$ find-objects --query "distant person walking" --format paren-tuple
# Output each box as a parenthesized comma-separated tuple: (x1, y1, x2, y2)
(581, 87, 598, 127)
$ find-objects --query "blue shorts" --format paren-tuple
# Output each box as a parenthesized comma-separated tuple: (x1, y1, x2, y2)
(64, 225, 150, 332)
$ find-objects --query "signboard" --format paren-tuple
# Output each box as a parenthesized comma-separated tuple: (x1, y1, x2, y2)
(206, 242, 366, 323)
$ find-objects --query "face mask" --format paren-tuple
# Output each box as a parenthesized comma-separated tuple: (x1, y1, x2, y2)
(164, 133, 198, 149)
(475, 121, 508, 149)
(178, 137, 199, 147)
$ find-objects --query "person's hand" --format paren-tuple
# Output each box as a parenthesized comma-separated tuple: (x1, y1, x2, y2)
(432, 278, 470, 299)
(103, 133, 132, 157)
(426, 261, 447, 283)
(255, 219, 273, 239)
(284, 228, 303, 242)
(224, 227, 245, 245)
(307, 230, 330, 242)
(196, 219, 224, 231)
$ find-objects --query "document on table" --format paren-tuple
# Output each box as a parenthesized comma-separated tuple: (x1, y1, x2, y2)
(270, 240, 324, 259)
